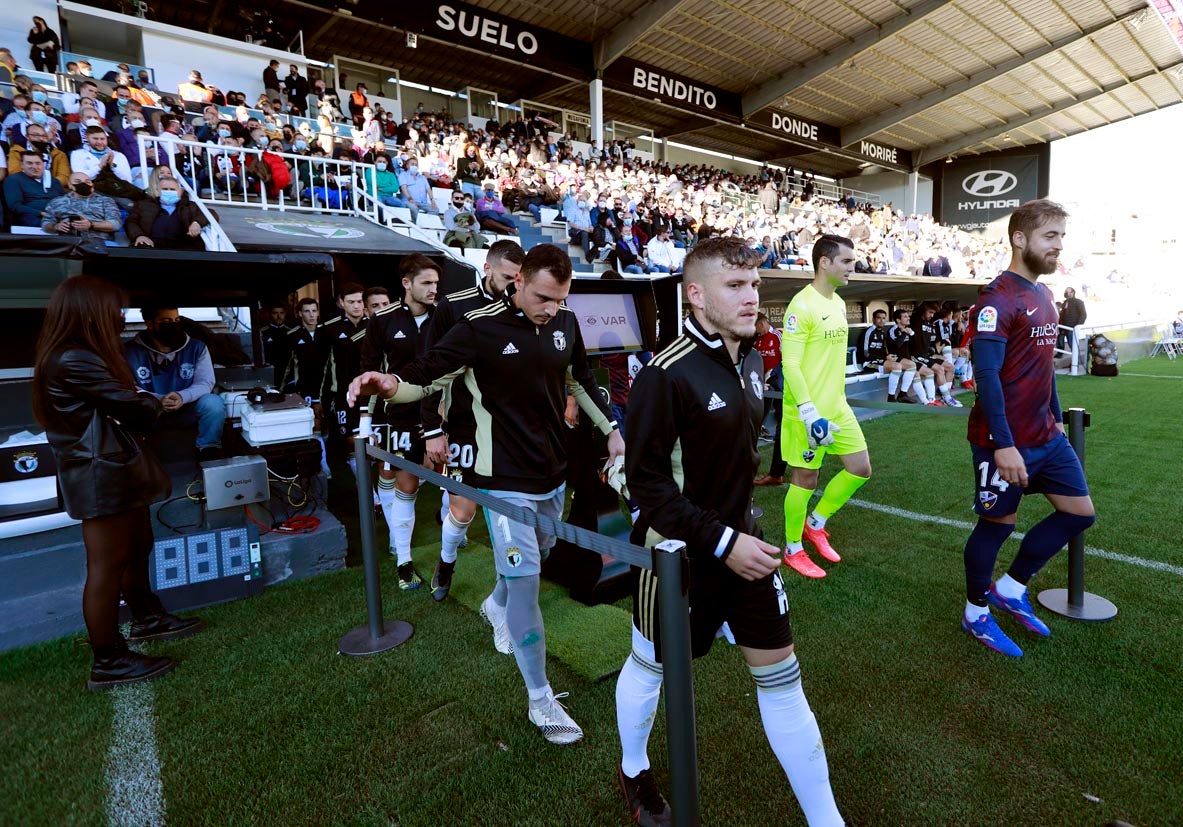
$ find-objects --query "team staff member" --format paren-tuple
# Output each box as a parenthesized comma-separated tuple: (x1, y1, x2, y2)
(349, 244, 624, 745)
(961, 200, 1095, 657)
(320, 283, 368, 475)
(780, 235, 873, 579)
(860, 309, 888, 375)
(33, 277, 202, 691)
(614, 237, 844, 827)
(419, 240, 524, 603)
(284, 298, 326, 404)
(359, 255, 439, 590)
(259, 302, 290, 389)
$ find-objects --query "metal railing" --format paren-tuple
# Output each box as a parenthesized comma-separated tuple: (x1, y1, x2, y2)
(136, 134, 234, 251)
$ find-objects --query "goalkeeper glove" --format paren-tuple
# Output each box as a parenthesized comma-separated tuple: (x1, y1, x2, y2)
(600, 455, 629, 500)
(798, 401, 840, 449)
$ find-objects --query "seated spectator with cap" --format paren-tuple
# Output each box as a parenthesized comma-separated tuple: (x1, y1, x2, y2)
(125, 304, 226, 464)
(41, 172, 122, 241)
(6, 121, 70, 187)
(3, 150, 66, 226)
(126, 175, 208, 249)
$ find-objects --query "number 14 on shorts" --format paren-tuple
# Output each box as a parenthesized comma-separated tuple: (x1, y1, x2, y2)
(977, 461, 1011, 492)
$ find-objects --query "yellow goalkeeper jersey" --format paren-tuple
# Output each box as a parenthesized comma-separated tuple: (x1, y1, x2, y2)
(780, 284, 851, 417)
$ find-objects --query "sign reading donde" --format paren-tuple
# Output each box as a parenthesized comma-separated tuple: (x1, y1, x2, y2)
(398, 2, 591, 77)
(940, 155, 1040, 231)
(602, 58, 742, 121)
(749, 108, 839, 146)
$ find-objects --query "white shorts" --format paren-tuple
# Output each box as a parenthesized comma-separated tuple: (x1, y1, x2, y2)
(483, 486, 565, 578)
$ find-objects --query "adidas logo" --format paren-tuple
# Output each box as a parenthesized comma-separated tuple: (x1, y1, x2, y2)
(707, 392, 726, 411)
(393, 330, 406, 339)
(502, 342, 519, 355)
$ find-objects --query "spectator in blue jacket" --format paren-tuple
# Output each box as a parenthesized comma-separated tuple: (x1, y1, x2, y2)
(3, 150, 65, 226)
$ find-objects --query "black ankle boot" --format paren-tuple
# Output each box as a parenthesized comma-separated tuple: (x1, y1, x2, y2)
(127, 613, 205, 643)
(88, 642, 176, 691)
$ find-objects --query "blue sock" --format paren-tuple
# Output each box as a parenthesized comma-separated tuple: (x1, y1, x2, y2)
(1008, 511, 1096, 584)
(964, 519, 1016, 606)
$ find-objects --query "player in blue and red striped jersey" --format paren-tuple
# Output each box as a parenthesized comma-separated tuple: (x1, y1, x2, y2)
(961, 199, 1096, 657)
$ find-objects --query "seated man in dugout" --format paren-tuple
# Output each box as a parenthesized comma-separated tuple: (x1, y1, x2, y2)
(125, 304, 227, 465)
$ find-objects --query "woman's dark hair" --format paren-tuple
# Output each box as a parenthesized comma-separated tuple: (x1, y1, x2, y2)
(33, 276, 133, 427)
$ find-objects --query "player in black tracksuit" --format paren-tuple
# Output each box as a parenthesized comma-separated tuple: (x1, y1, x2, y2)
(860, 311, 888, 374)
(357, 255, 439, 590)
(883, 308, 918, 404)
(612, 237, 842, 827)
(259, 307, 290, 389)
(418, 242, 523, 601)
(283, 323, 327, 403)
(320, 308, 368, 443)
(348, 244, 622, 747)
(910, 302, 958, 406)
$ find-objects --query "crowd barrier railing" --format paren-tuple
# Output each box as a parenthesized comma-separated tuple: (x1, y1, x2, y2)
(136, 133, 236, 251)
(341, 434, 703, 827)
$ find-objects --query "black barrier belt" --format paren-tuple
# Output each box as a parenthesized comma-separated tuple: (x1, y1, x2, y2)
(764, 390, 972, 417)
(364, 443, 653, 570)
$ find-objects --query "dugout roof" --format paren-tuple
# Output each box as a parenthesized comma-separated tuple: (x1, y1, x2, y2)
(143, 0, 1183, 178)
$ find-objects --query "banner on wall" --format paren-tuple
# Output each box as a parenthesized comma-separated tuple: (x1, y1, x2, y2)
(602, 58, 742, 122)
(940, 155, 1040, 231)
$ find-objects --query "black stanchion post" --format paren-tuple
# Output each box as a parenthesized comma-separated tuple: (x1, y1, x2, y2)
(1036, 408, 1118, 622)
(654, 539, 701, 827)
(338, 429, 414, 655)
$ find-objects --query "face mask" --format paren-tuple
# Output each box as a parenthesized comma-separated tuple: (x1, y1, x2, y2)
(89, 146, 106, 156)
(83, 118, 101, 127)
(294, 140, 307, 150)
(117, 99, 128, 110)
(129, 118, 145, 128)
(218, 128, 231, 138)
(407, 165, 417, 174)
(256, 139, 268, 148)
(154, 323, 186, 349)
(32, 91, 48, 104)
(31, 111, 48, 125)
(29, 140, 47, 152)
(159, 190, 181, 206)
(73, 183, 93, 196)
(376, 162, 388, 170)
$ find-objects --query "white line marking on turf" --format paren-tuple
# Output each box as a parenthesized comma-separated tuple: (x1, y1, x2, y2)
(847, 499, 1183, 577)
(1118, 373, 1183, 380)
(105, 653, 167, 827)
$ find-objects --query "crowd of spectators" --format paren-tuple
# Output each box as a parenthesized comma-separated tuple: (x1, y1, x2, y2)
(0, 36, 1011, 277)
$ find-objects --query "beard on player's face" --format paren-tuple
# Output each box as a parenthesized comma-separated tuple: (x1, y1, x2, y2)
(1022, 244, 1058, 276)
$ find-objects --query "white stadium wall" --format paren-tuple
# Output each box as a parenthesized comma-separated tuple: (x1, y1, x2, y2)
(849, 169, 933, 215)
(0, 0, 60, 72)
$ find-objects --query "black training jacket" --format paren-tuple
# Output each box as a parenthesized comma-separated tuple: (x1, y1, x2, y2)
(625, 315, 763, 561)
(360, 301, 434, 430)
(320, 315, 367, 401)
(390, 293, 614, 494)
(419, 280, 498, 440)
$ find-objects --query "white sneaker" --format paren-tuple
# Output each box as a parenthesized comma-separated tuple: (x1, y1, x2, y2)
(479, 596, 514, 655)
(528, 691, 583, 744)
(944, 396, 964, 408)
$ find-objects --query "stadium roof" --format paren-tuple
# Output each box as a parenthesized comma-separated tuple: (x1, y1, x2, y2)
(145, 0, 1183, 177)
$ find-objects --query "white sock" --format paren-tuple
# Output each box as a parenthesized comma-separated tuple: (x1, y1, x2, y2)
(901, 369, 915, 392)
(751, 655, 844, 827)
(786, 541, 805, 555)
(807, 512, 827, 531)
(346, 455, 357, 478)
(994, 573, 1026, 600)
(440, 510, 472, 564)
(965, 600, 988, 622)
(914, 381, 930, 405)
(963, 362, 974, 382)
(317, 436, 331, 478)
(616, 627, 663, 778)
(939, 382, 953, 401)
(924, 375, 936, 402)
(887, 370, 901, 395)
(954, 356, 967, 375)
(392, 488, 418, 565)
(440, 489, 450, 524)
(376, 477, 397, 544)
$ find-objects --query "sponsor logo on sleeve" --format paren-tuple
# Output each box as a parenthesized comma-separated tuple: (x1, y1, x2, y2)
(976, 306, 998, 333)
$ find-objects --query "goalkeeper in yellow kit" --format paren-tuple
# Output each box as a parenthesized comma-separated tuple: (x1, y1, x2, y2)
(780, 234, 873, 578)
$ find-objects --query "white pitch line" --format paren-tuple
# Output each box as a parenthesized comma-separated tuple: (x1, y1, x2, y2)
(105, 652, 167, 827)
(1117, 372, 1183, 380)
(847, 499, 1183, 577)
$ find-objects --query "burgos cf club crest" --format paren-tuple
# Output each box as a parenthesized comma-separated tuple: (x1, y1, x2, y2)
(13, 451, 39, 474)
(506, 547, 522, 567)
(750, 370, 763, 399)
(552, 330, 567, 352)
(179, 362, 195, 381)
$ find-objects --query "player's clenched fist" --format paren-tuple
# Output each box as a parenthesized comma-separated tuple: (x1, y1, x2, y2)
(724, 533, 783, 581)
(347, 371, 399, 407)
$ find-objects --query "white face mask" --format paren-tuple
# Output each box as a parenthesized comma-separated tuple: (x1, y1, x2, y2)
(83, 118, 101, 127)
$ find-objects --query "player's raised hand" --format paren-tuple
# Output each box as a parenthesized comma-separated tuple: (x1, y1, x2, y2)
(993, 446, 1028, 488)
(347, 372, 398, 407)
(725, 533, 783, 581)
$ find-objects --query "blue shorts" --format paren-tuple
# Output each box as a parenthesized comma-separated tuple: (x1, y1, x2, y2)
(970, 433, 1089, 517)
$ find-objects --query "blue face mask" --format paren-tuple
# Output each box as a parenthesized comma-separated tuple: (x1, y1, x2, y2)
(89, 145, 106, 156)
(117, 99, 128, 110)
(294, 140, 307, 150)
(217, 128, 231, 138)
(31, 111, 48, 125)
(32, 91, 48, 104)
(159, 190, 181, 206)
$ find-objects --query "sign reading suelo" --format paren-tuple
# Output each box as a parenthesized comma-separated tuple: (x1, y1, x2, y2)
(602, 58, 742, 122)
(397, 2, 592, 78)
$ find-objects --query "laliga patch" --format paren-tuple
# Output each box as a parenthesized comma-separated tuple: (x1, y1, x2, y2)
(506, 547, 522, 568)
(976, 306, 998, 333)
(784, 313, 799, 334)
(979, 491, 998, 510)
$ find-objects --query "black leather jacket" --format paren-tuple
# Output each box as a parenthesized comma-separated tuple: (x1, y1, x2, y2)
(40, 348, 171, 520)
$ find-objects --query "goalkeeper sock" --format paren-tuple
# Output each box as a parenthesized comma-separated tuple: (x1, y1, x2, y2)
(901, 369, 916, 393)
(1007, 511, 1096, 584)
(924, 375, 937, 402)
(887, 370, 901, 396)
(783, 484, 813, 546)
(814, 470, 870, 521)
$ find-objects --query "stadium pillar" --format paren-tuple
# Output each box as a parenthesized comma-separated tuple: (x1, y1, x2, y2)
(658, 137, 667, 162)
(1036, 408, 1118, 622)
(337, 428, 415, 655)
(590, 77, 604, 148)
(654, 539, 702, 827)
(907, 171, 919, 215)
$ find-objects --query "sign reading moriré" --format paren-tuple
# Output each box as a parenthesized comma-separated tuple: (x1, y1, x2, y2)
(602, 58, 742, 122)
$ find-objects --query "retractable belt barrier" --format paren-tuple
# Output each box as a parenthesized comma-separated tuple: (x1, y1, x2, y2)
(337, 438, 704, 827)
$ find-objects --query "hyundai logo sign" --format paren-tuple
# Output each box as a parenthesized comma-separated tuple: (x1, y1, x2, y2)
(962, 170, 1018, 198)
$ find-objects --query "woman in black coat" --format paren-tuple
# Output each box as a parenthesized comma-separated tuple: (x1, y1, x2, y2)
(33, 276, 203, 691)
(27, 17, 60, 73)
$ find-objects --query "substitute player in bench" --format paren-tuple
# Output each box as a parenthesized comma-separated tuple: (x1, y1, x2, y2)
(780, 235, 872, 579)
(614, 237, 843, 827)
(961, 199, 1095, 657)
